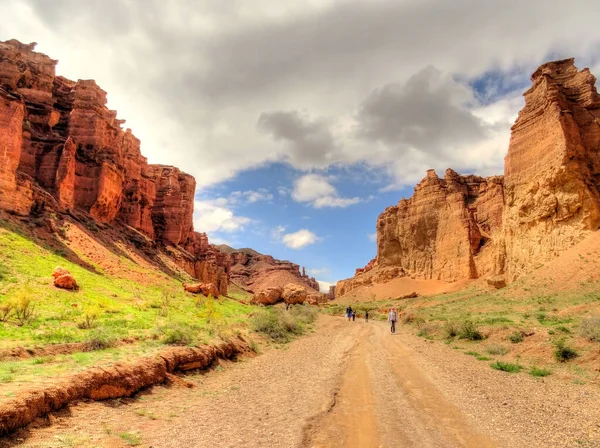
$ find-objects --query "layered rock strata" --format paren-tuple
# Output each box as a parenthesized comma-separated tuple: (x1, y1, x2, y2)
(0, 40, 229, 289)
(337, 58, 600, 297)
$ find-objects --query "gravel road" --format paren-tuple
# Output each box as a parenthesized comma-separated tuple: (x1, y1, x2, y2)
(4, 315, 599, 447)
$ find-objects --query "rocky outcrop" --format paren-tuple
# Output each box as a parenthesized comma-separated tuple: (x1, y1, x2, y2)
(501, 58, 600, 281)
(337, 59, 600, 297)
(228, 248, 319, 293)
(0, 39, 231, 291)
(251, 286, 284, 305)
(282, 283, 307, 305)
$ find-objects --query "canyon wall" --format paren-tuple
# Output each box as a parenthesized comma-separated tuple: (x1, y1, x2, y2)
(0, 40, 229, 289)
(337, 58, 600, 297)
(219, 246, 320, 293)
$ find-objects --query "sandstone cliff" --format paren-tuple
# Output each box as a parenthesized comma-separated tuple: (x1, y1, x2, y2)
(0, 40, 230, 290)
(337, 58, 600, 297)
(218, 245, 320, 293)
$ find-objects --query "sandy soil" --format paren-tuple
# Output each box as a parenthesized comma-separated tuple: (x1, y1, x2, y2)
(4, 316, 600, 447)
(336, 276, 469, 303)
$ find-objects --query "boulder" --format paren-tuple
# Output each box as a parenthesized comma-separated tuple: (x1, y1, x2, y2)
(54, 274, 78, 290)
(251, 286, 283, 305)
(282, 283, 307, 305)
(486, 276, 506, 289)
(183, 282, 220, 297)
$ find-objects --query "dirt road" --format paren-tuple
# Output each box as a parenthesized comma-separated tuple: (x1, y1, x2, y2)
(4, 316, 600, 447)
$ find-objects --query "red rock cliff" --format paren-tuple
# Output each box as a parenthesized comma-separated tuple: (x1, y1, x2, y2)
(336, 58, 600, 298)
(502, 58, 600, 281)
(0, 40, 227, 289)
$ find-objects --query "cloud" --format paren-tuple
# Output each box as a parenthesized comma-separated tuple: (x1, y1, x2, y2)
(270, 225, 287, 241)
(228, 188, 273, 204)
(193, 200, 252, 233)
(367, 233, 377, 242)
(317, 280, 334, 292)
(291, 174, 361, 208)
(281, 229, 320, 249)
(307, 267, 330, 276)
(257, 110, 339, 169)
(4, 0, 600, 193)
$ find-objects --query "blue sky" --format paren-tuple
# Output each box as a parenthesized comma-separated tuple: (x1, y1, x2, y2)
(3, 0, 600, 291)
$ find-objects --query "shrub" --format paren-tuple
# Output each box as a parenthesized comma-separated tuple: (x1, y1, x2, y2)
(508, 331, 524, 343)
(490, 361, 522, 373)
(290, 305, 318, 325)
(554, 339, 578, 362)
(78, 306, 101, 329)
(529, 366, 551, 377)
(251, 309, 304, 343)
(485, 344, 509, 355)
(86, 330, 119, 350)
(13, 296, 37, 326)
(443, 321, 460, 339)
(459, 320, 484, 341)
(158, 322, 197, 345)
(0, 301, 14, 322)
(417, 322, 438, 338)
(579, 315, 600, 342)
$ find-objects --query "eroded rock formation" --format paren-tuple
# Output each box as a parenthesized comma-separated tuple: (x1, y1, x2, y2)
(337, 58, 600, 297)
(0, 40, 230, 290)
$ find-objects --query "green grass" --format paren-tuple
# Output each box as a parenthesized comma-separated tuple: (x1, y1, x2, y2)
(529, 366, 551, 377)
(490, 361, 523, 373)
(554, 339, 578, 362)
(119, 431, 142, 446)
(0, 219, 257, 385)
(251, 306, 317, 343)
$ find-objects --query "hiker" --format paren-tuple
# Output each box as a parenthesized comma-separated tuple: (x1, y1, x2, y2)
(352, 310, 356, 321)
(346, 306, 353, 321)
(285, 302, 290, 311)
(388, 307, 398, 334)
(365, 310, 369, 322)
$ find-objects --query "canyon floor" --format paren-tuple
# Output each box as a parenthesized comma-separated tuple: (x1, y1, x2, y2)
(3, 315, 599, 448)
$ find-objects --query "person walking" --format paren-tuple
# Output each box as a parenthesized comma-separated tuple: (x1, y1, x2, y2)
(365, 310, 369, 322)
(388, 307, 398, 334)
(352, 310, 356, 322)
(346, 306, 353, 321)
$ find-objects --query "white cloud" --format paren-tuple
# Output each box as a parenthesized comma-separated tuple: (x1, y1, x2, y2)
(367, 233, 377, 242)
(291, 174, 361, 208)
(307, 267, 330, 276)
(270, 225, 287, 240)
(193, 200, 252, 233)
(281, 229, 320, 249)
(4, 0, 599, 195)
(317, 280, 334, 292)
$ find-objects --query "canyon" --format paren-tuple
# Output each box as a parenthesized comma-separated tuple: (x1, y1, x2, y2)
(0, 39, 317, 295)
(337, 58, 600, 297)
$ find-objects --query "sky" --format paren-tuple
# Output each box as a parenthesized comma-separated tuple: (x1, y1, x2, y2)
(2, 0, 600, 291)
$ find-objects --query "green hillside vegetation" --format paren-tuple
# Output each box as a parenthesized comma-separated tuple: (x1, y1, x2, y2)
(0, 218, 315, 390)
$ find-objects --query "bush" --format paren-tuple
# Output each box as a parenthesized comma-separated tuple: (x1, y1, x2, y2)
(529, 366, 551, 377)
(554, 339, 578, 362)
(485, 344, 509, 355)
(86, 330, 119, 350)
(490, 361, 522, 373)
(290, 305, 318, 325)
(508, 331, 524, 343)
(459, 320, 484, 341)
(579, 315, 600, 342)
(78, 306, 101, 329)
(443, 321, 460, 339)
(158, 322, 197, 345)
(13, 296, 37, 326)
(0, 301, 14, 322)
(251, 309, 305, 343)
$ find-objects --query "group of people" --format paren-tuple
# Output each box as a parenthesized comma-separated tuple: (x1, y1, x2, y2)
(345, 306, 369, 322)
(344, 305, 398, 334)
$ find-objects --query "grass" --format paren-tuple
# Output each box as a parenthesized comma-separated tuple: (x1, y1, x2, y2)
(529, 366, 551, 377)
(490, 361, 523, 373)
(251, 306, 317, 343)
(508, 331, 524, 343)
(119, 431, 142, 446)
(458, 320, 484, 341)
(485, 344, 509, 355)
(0, 219, 258, 385)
